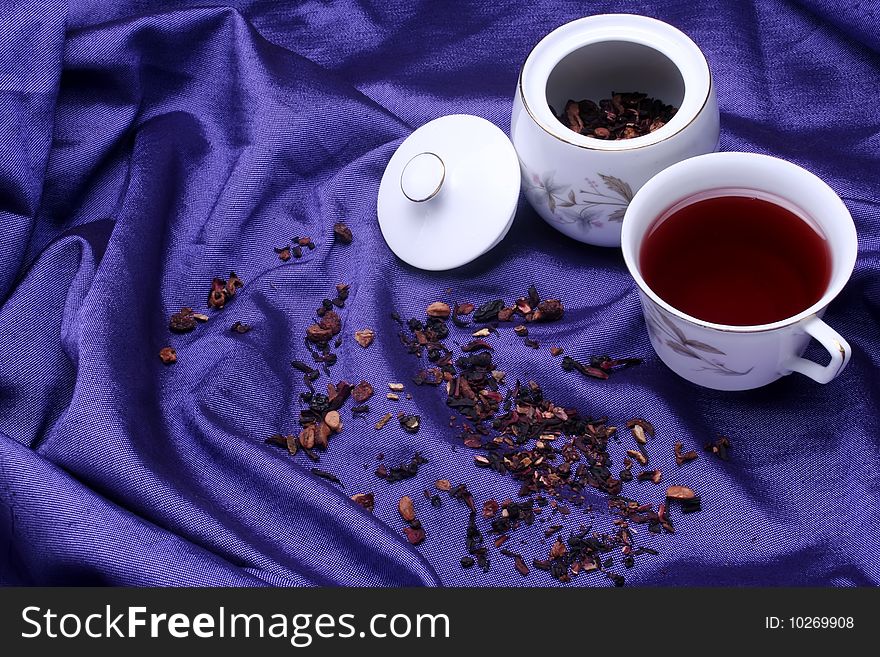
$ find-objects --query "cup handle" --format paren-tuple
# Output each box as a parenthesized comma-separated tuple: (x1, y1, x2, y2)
(784, 316, 851, 384)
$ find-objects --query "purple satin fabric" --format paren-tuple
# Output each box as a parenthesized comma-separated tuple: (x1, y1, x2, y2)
(1, 1, 878, 586)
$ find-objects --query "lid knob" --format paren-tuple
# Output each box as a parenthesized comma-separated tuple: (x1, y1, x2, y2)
(400, 152, 445, 202)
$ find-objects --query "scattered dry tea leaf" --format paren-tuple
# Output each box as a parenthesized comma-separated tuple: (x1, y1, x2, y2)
(705, 435, 731, 460)
(403, 526, 425, 545)
(530, 299, 564, 322)
(626, 418, 655, 437)
(351, 493, 374, 512)
(333, 222, 353, 244)
(549, 538, 567, 559)
(549, 347, 564, 356)
(674, 441, 699, 465)
(637, 469, 662, 484)
(352, 380, 374, 403)
(306, 324, 333, 343)
(169, 307, 197, 333)
(159, 346, 177, 365)
(208, 278, 227, 309)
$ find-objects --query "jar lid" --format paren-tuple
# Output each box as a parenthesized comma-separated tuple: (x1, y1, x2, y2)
(377, 114, 521, 271)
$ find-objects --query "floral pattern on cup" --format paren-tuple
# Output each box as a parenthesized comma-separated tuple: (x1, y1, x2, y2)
(644, 304, 753, 377)
(522, 168, 633, 231)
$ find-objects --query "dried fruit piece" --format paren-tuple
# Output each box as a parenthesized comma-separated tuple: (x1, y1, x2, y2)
(324, 410, 342, 432)
(398, 496, 416, 522)
(435, 479, 451, 492)
(426, 302, 451, 318)
(626, 418, 655, 438)
(333, 222, 353, 244)
(549, 538, 567, 559)
(388, 382, 404, 392)
(473, 299, 505, 322)
(626, 449, 648, 466)
(306, 324, 333, 343)
(631, 424, 648, 445)
(666, 485, 696, 500)
(637, 469, 663, 484)
(319, 310, 342, 336)
(354, 328, 375, 348)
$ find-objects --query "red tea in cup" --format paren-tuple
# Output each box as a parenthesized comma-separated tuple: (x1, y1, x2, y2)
(639, 194, 832, 326)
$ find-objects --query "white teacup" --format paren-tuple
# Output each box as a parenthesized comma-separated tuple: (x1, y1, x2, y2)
(621, 152, 857, 391)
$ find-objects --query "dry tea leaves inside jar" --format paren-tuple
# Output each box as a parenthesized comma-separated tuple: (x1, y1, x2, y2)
(554, 92, 678, 140)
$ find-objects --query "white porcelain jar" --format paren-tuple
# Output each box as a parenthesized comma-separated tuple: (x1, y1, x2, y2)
(511, 14, 720, 247)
